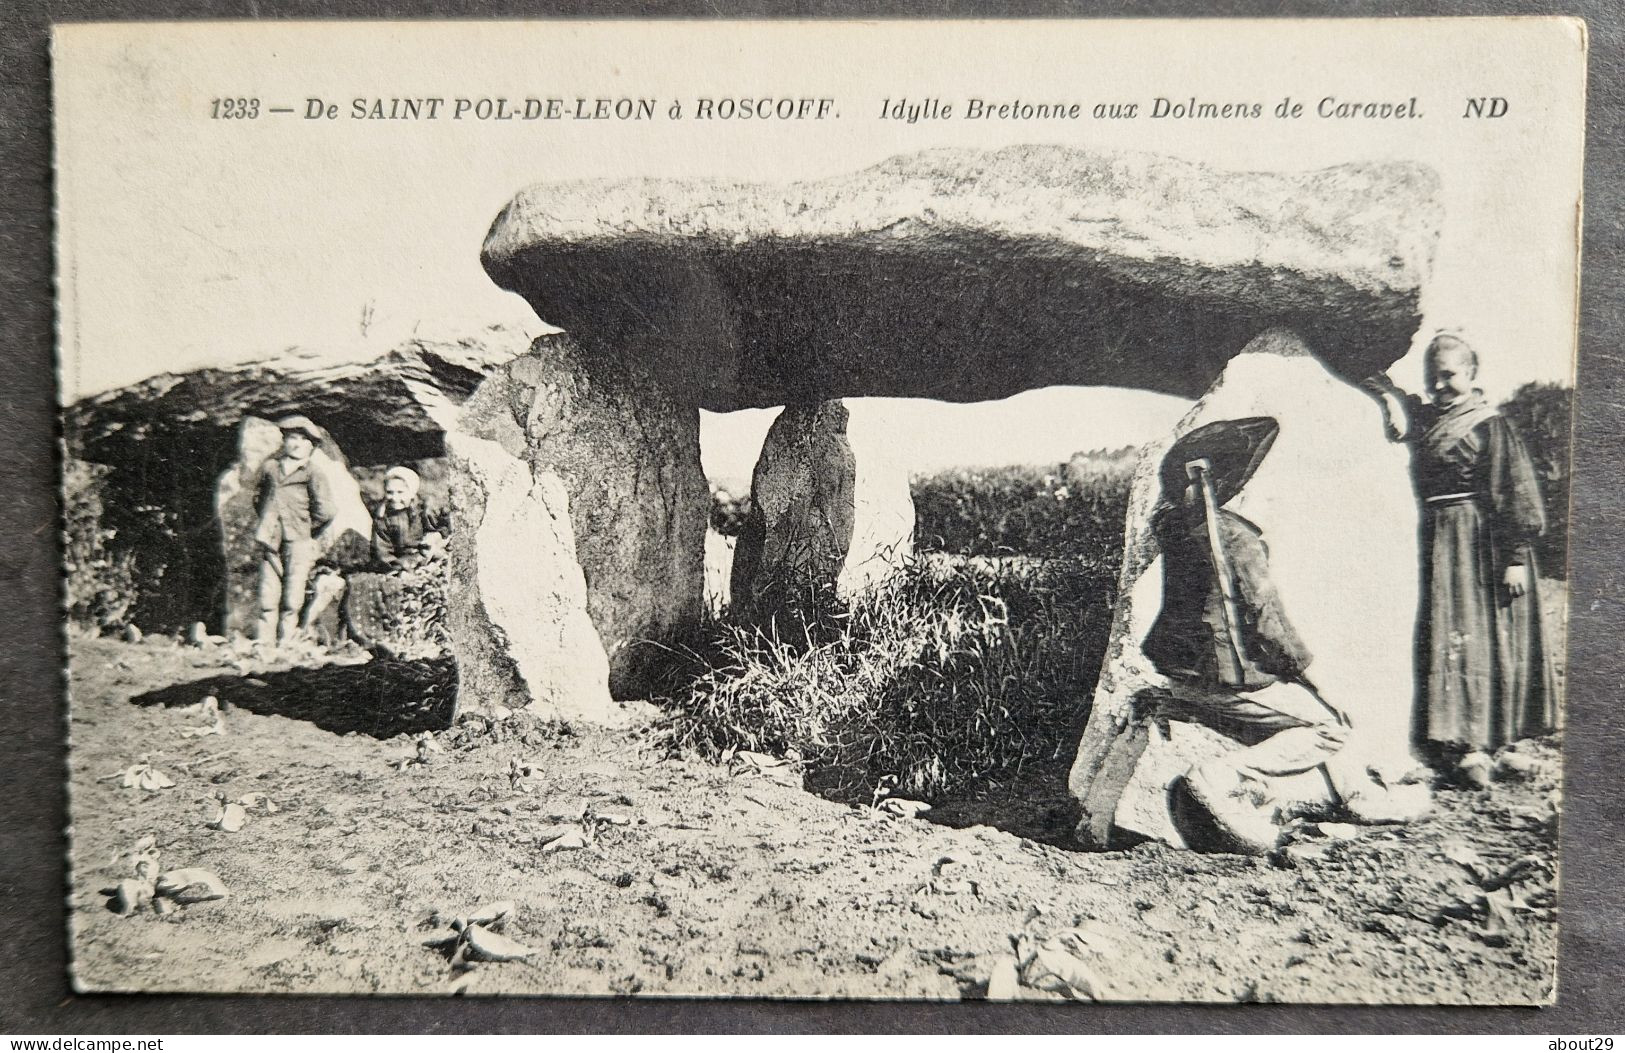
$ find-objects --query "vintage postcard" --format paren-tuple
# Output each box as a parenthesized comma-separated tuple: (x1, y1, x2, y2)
(54, 18, 1583, 1001)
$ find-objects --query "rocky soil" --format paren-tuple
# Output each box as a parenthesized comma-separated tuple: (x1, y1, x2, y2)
(67, 632, 1559, 1003)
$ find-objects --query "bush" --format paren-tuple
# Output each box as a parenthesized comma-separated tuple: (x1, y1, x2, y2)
(709, 483, 751, 538)
(1499, 383, 1572, 578)
(63, 458, 139, 632)
(384, 556, 453, 660)
(911, 449, 1136, 560)
(664, 551, 1118, 801)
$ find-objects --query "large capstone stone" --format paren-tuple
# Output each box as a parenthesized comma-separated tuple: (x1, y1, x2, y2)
(455, 335, 709, 699)
(482, 146, 1440, 411)
(1067, 329, 1421, 849)
(731, 399, 913, 620)
(215, 416, 371, 637)
(445, 431, 614, 722)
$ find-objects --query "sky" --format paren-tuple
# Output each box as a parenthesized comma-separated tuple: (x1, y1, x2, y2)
(699, 388, 1190, 487)
(55, 20, 1585, 474)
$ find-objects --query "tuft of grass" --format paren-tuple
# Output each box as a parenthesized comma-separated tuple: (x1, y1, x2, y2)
(662, 550, 1119, 802)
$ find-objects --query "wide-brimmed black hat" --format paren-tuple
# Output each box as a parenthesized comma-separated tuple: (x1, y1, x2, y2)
(1159, 416, 1280, 508)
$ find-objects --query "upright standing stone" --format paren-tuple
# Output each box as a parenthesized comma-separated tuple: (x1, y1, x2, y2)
(843, 401, 917, 598)
(1068, 330, 1421, 848)
(445, 430, 614, 721)
(215, 416, 370, 637)
(454, 335, 709, 700)
(732, 402, 856, 620)
(731, 399, 914, 621)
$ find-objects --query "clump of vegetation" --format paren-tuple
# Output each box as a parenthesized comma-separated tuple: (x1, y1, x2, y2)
(911, 448, 1136, 559)
(382, 558, 453, 661)
(1499, 382, 1572, 578)
(664, 549, 1120, 802)
(63, 458, 139, 633)
(709, 483, 751, 538)
(675, 455, 1136, 800)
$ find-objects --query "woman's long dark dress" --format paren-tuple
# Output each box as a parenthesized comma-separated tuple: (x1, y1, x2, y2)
(1409, 393, 1558, 751)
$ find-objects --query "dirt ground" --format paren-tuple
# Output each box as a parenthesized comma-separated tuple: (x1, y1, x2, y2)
(66, 631, 1560, 1003)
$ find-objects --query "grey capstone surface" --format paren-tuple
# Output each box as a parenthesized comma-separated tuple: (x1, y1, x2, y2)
(483, 145, 1441, 411)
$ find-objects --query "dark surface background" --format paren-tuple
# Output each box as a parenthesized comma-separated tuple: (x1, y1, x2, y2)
(2, 0, 1619, 1034)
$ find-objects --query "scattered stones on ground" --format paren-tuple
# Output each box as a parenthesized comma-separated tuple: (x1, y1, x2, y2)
(179, 695, 226, 738)
(919, 856, 979, 899)
(507, 758, 539, 792)
(987, 925, 1123, 1001)
(423, 899, 538, 970)
(101, 836, 163, 916)
(101, 836, 229, 917)
(208, 796, 248, 833)
(1493, 749, 1549, 784)
(99, 758, 176, 792)
(1440, 839, 1488, 882)
(238, 791, 279, 815)
(985, 956, 1022, 1000)
(459, 924, 538, 964)
(1435, 837, 1554, 943)
(177, 694, 220, 717)
(154, 867, 230, 905)
(1458, 751, 1494, 790)
(185, 622, 230, 648)
(65, 624, 1561, 997)
(878, 798, 933, 819)
(538, 824, 590, 853)
(106, 878, 155, 916)
(392, 732, 445, 770)
(728, 749, 802, 788)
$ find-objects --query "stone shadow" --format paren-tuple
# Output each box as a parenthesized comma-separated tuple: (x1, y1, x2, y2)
(914, 754, 1089, 850)
(130, 656, 458, 739)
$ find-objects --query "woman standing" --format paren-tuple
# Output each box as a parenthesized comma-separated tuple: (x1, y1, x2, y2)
(1368, 333, 1558, 776)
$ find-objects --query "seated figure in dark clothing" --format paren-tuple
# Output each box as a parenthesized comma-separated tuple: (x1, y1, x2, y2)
(313, 465, 451, 656)
(370, 466, 449, 570)
(1144, 417, 1429, 855)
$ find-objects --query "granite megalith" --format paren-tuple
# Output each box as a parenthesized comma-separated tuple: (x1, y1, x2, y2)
(731, 399, 914, 620)
(453, 334, 709, 700)
(841, 402, 917, 598)
(481, 145, 1441, 412)
(464, 145, 1437, 721)
(67, 146, 1446, 735)
(445, 431, 614, 722)
(1067, 330, 1423, 849)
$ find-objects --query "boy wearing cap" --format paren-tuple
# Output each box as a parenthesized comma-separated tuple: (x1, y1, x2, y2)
(253, 415, 336, 645)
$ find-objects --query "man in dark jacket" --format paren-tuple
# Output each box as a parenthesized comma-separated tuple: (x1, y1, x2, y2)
(1142, 417, 1356, 855)
(254, 415, 335, 645)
